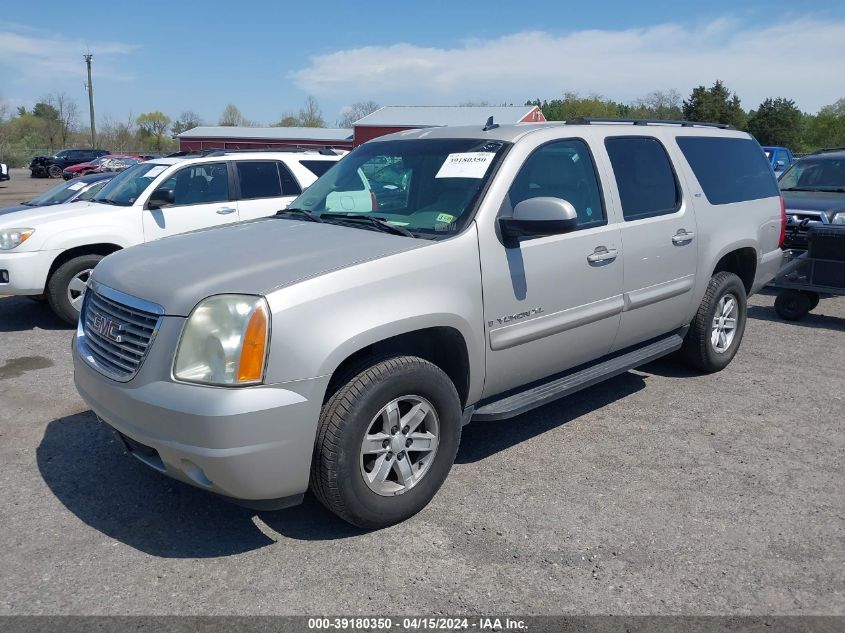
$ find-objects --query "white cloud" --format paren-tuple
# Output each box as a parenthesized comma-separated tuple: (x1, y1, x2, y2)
(0, 23, 138, 85)
(292, 17, 845, 112)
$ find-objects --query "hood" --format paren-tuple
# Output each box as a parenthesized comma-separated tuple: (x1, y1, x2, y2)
(782, 191, 845, 217)
(0, 200, 111, 226)
(65, 163, 92, 172)
(0, 203, 33, 217)
(91, 217, 430, 316)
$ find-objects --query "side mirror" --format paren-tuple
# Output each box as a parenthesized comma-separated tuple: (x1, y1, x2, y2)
(499, 197, 578, 246)
(148, 187, 175, 208)
(775, 160, 786, 169)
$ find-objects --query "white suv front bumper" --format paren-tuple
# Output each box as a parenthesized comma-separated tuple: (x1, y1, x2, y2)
(0, 250, 58, 294)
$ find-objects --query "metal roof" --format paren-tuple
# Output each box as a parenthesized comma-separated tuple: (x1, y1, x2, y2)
(177, 126, 353, 141)
(353, 106, 540, 127)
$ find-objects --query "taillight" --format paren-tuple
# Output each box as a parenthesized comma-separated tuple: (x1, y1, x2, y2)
(370, 189, 378, 211)
(778, 195, 786, 248)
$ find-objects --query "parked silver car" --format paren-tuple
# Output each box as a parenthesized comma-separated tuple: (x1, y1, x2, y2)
(73, 120, 785, 528)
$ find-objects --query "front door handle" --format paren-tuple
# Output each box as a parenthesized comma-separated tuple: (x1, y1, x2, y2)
(672, 229, 695, 245)
(216, 207, 237, 215)
(587, 246, 618, 265)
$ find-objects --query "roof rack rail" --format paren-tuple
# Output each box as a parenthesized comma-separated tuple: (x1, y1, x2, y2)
(564, 117, 733, 130)
(810, 146, 845, 155)
(198, 146, 342, 157)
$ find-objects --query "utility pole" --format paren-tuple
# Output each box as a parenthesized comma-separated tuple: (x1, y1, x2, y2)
(84, 53, 96, 148)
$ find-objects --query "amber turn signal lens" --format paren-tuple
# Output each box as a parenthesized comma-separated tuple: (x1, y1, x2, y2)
(237, 304, 268, 383)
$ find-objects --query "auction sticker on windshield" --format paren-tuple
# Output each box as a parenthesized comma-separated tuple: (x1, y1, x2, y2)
(143, 165, 167, 178)
(436, 152, 495, 179)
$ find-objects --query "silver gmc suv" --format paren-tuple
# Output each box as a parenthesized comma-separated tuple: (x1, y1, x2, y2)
(73, 119, 785, 528)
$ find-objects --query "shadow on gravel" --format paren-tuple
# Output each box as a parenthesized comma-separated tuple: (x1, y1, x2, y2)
(37, 412, 362, 557)
(0, 296, 70, 332)
(636, 356, 700, 379)
(458, 371, 646, 464)
(748, 304, 845, 331)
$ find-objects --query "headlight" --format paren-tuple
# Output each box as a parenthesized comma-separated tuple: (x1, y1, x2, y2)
(831, 212, 845, 225)
(0, 228, 35, 250)
(174, 294, 270, 386)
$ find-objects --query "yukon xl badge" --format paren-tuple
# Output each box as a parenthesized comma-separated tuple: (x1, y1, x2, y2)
(488, 307, 544, 328)
(90, 311, 126, 343)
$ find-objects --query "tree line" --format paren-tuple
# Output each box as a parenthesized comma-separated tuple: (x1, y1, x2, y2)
(528, 81, 845, 151)
(1, 82, 843, 167)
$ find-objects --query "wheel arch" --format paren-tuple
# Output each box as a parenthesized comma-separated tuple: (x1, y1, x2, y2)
(711, 245, 758, 295)
(46, 243, 123, 281)
(323, 325, 472, 408)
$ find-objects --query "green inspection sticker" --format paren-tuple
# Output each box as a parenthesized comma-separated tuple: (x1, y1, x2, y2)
(436, 213, 455, 223)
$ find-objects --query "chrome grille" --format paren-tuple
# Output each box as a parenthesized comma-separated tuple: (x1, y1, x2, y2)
(80, 282, 163, 381)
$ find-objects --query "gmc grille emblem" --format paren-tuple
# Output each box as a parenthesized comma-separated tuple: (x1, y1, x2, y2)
(90, 311, 125, 343)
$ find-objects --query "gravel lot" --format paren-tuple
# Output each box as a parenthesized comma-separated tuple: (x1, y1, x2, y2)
(0, 168, 843, 615)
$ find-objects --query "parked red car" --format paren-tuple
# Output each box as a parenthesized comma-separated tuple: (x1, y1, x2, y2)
(62, 154, 145, 180)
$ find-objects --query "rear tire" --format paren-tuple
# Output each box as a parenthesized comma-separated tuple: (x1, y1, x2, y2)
(46, 254, 103, 325)
(680, 271, 747, 373)
(311, 356, 462, 529)
(774, 289, 811, 321)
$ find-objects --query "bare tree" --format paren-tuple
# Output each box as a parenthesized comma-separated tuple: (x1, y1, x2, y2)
(219, 104, 248, 127)
(172, 110, 203, 135)
(298, 96, 325, 127)
(337, 100, 381, 128)
(54, 93, 79, 146)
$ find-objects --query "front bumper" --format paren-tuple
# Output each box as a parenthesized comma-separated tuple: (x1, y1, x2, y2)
(0, 249, 57, 294)
(73, 318, 329, 504)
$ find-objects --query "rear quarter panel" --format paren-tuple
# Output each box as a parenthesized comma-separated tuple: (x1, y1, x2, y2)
(669, 134, 782, 309)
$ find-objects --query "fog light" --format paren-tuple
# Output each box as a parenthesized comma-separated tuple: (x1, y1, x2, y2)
(181, 460, 213, 487)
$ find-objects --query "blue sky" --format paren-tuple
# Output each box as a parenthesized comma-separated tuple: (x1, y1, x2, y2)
(1, 0, 844, 128)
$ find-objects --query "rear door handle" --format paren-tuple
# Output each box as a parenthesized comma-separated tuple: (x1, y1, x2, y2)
(672, 229, 695, 245)
(216, 207, 237, 215)
(587, 246, 618, 264)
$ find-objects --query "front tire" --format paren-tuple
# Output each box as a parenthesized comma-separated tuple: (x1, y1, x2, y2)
(311, 356, 462, 529)
(48, 164, 62, 178)
(680, 271, 747, 373)
(46, 254, 103, 325)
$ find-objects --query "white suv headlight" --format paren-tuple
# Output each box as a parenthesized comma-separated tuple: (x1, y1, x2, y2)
(0, 228, 35, 250)
(831, 212, 845, 225)
(174, 294, 270, 386)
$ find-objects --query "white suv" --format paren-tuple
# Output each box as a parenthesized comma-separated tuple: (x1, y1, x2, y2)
(0, 149, 342, 323)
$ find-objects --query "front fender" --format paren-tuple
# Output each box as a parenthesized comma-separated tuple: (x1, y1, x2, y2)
(264, 227, 486, 404)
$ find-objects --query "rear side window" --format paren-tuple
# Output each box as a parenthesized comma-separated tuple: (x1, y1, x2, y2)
(605, 137, 680, 221)
(676, 136, 779, 204)
(300, 160, 335, 178)
(236, 161, 301, 199)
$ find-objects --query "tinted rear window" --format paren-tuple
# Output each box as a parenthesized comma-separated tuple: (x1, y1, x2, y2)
(676, 137, 779, 205)
(605, 137, 680, 221)
(300, 160, 335, 178)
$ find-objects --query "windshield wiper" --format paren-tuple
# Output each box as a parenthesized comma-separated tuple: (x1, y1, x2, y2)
(781, 187, 844, 192)
(275, 207, 324, 222)
(320, 213, 414, 237)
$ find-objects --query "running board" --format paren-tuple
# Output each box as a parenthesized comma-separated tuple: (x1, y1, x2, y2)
(472, 333, 684, 422)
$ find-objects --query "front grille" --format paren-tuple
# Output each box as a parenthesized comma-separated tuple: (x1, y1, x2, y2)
(81, 283, 163, 380)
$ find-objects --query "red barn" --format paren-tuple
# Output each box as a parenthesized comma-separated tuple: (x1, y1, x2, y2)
(353, 105, 546, 146)
(178, 126, 354, 152)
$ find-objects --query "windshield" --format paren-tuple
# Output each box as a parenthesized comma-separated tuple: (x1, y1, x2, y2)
(27, 179, 95, 206)
(779, 157, 845, 191)
(93, 162, 170, 206)
(289, 138, 508, 237)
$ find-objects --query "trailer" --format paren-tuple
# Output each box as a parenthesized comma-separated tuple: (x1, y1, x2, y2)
(770, 226, 845, 320)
